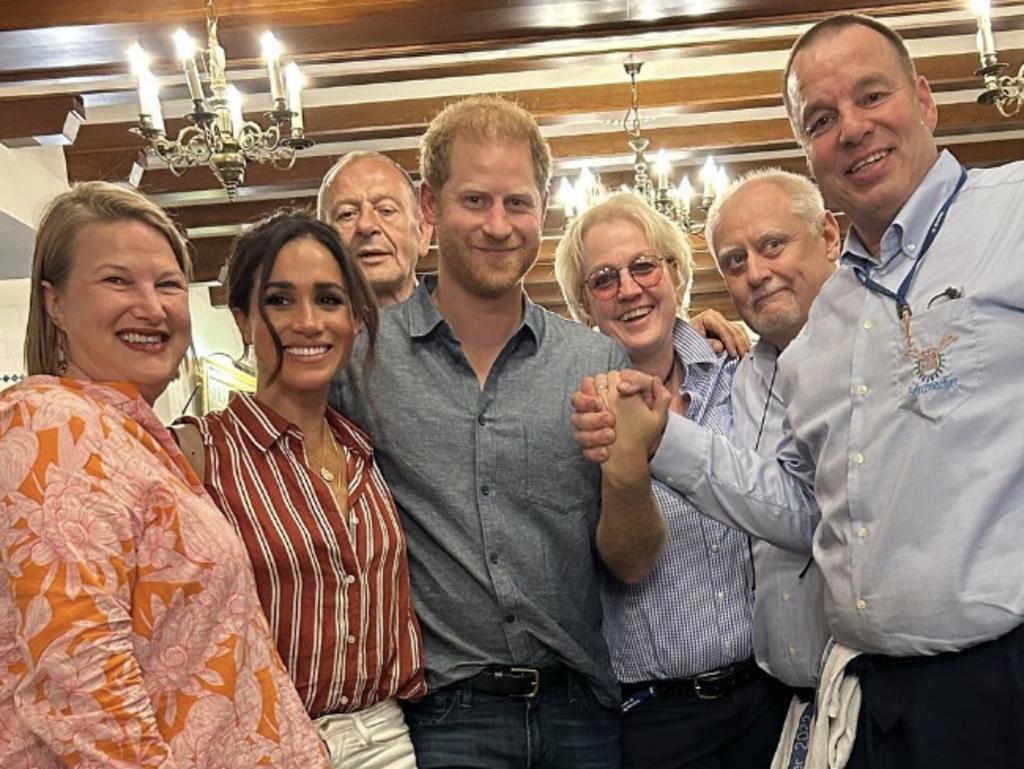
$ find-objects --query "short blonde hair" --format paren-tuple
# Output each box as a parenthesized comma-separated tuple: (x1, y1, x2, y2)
(419, 95, 552, 197)
(554, 192, 693, 326)
(25, 181, 191, 375)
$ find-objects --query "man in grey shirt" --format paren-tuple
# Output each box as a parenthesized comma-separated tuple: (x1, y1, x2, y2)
(332, 94, 664, 769)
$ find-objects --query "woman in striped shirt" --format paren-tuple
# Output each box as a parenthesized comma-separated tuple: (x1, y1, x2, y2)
(175, 211, 425, 769)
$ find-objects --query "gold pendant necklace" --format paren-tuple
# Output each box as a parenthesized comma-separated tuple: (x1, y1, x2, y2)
(319, 424, 340, 483)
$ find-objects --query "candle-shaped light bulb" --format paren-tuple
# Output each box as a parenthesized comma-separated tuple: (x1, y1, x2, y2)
(227, 85, 244, 137)
(714, 168, 729, 199)
(655, 150, 670, 190)
(701, 156, 717, 199)
(558, 177, 575, 218)
(578, 165, 595, 192)
(173, 29, 205, 103)
(678, 176, 693, 216)
(972, 0, 997, 62)
(285, 62, 305, 133)
(173, 28, 195, 60)
(127, 43, 164, 133)
(262, 32, 286, 104)
(128, 42, 149, 76)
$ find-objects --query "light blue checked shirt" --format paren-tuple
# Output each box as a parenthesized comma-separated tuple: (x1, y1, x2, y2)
(651, 152, 1024, 656)
(602, 319, 753, 682)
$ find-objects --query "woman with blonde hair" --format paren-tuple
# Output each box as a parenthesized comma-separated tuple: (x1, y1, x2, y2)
(0, 181, 327, 768)
(554, 192, 789, 769)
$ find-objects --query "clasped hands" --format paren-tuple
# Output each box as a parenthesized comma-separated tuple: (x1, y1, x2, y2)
(571, 370, 672, 477)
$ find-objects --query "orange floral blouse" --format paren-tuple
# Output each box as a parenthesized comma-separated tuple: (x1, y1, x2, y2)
(0, 377, 328, 769)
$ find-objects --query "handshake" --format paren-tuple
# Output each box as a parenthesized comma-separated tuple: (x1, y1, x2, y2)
(571, 369, 674, 473)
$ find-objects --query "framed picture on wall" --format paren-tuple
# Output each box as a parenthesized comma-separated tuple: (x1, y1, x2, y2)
(199, 355, 256, 414)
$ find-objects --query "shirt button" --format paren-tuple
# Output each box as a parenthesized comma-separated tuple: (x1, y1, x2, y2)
(710, 544, 719, 553)
(856, 599, 867, 611)
(665, 475, 675, 484)
(853, 452, 865, 465)
(481, 485, 491, 496)
(788, 645, 798, 655)
(340, 696, 349, 705)
(505, 614, 516, 624)
(724, 640, 732, 649)
(782, 592, 791, 602)
(347, 634, 356, 644)
(716, 591, 724, 600)
(862, 320, 874, 330)
(489, 553, 499, 564)
(346, 574, 356, 585)
(477, 414, 486, 426)
(856, 385, 868, 396)
(906, 243, 917, 252)
(858, 526, 868, 538)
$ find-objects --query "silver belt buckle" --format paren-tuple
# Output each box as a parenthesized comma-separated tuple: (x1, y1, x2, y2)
(692, 668, 729, 700)
(509, 667, 541, 698)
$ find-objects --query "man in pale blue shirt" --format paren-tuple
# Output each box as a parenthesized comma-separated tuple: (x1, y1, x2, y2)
(704, 168, 837, 697)
(575, 14, 1024, 768)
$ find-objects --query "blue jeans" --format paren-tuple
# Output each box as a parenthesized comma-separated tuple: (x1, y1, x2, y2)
(402, 671, 621, 769)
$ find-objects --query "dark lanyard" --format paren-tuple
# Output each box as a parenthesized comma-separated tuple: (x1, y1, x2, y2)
(853, 167, 968, 321)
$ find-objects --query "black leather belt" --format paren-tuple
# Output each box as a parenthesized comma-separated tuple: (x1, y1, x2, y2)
(621, 658, 762, 701)
(465, 665, 566, 698)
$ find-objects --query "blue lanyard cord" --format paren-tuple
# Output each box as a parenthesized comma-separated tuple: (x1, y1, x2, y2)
(853, 167, 968, 322)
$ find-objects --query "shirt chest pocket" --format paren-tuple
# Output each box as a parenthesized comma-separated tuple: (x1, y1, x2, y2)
(891, 297, 981, 422)
(521, 421, 600, 515)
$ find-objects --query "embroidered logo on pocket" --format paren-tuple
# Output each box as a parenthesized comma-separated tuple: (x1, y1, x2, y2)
(907, 332, 959, 398)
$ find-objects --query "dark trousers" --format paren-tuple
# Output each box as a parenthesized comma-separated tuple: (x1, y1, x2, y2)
(847, 622, 1024, 769)
(402, 670, 620, 769)
(621, 671, 790, 769)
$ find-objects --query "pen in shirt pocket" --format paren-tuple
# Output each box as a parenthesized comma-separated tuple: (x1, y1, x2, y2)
(926, 286, 965, 309)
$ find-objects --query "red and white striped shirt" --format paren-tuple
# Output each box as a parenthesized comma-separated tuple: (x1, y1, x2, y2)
(181, 393, 426, 717)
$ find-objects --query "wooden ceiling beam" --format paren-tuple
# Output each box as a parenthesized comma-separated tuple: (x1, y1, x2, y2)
(0, 94, 84, 145)
(66, 43, 1022, 162)
(122, 98, 1021, 195)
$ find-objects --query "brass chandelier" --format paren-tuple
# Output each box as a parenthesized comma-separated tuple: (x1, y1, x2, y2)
(559, 62, 727, 235)
(972, 0, 1023, 117)
(128, 0, 313, 199)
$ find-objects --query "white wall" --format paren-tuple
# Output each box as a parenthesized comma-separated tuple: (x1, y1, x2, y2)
(0, 279, 31, 390)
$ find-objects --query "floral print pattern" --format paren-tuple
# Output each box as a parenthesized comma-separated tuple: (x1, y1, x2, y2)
(0, 377, 327, 769)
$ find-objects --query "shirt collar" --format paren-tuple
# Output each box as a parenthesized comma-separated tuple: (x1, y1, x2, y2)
(404, 273, 543, 346)
(226, 391, 373, 461)
(841, 149, 963, 272)
(751, 337, 781, 370)
(672, 317, 718, 368)
(42, 376, 204, 491)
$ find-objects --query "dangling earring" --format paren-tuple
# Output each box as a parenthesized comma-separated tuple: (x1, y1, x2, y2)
(55, 333, 68, 376)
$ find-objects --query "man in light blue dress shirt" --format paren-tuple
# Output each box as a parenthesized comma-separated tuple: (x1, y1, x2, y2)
(575, 13, 1024, 768)
(704, 168, 837, 697)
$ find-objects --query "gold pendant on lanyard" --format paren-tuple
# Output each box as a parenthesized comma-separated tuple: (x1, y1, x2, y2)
(900, 306, 958, 381)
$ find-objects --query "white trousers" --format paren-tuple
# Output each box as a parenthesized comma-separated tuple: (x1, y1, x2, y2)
(315, 698, 418, 769)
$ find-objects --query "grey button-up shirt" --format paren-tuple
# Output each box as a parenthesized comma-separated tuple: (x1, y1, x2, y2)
(331, 275, 629, 705)
(651, 152, 1024, 657)
(733, 340, 829, 688)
